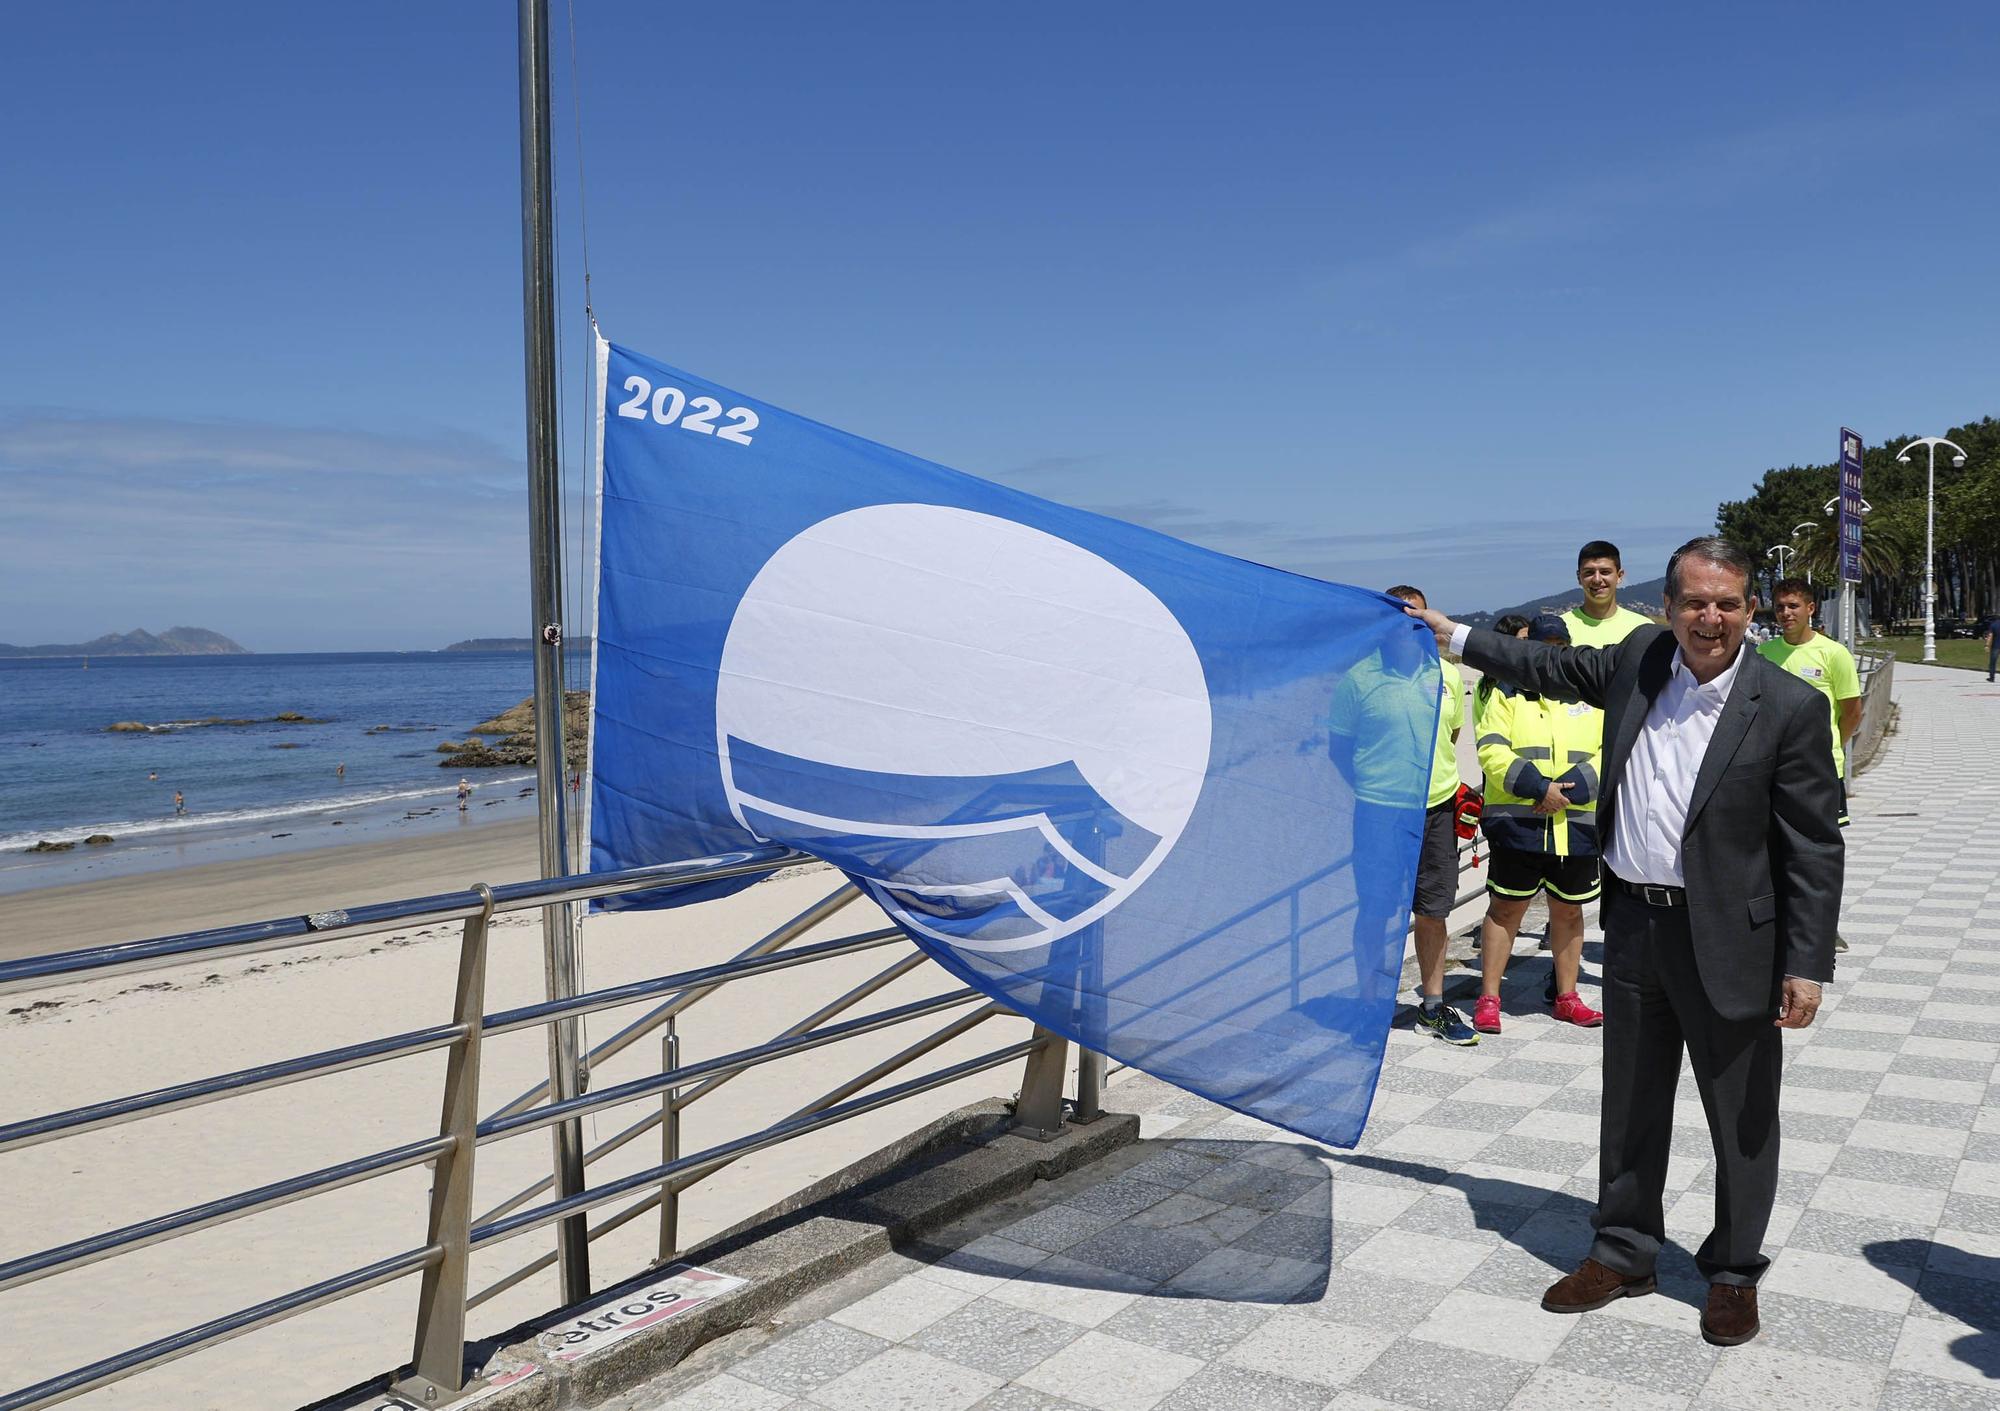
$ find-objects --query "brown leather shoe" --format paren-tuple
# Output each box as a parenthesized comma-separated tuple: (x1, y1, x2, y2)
(1702, 1283, 1759, 1346)
(1541, 1257, 1657, 1313)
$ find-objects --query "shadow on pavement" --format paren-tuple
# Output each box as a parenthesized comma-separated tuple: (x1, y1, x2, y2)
(911, 1135, 1337, 1305)
(1329, 1152, 1707, 1309)
(1865, 1236, 1999, 1378)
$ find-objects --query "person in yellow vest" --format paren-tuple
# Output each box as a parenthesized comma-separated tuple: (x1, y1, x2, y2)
(1471, 614, 1607, 1033)
(1565, 540, 1654, 647)
(1329, 585, 1477, 1045)
(1759, 578, 1861, 951)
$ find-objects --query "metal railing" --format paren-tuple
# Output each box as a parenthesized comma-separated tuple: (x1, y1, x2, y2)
(0, 828, 1490, 1411)
(0, 849, 1074, 1411)
(1850, 649, 1896, 775)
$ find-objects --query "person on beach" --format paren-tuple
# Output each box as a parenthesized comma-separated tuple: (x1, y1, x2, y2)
(1470, 614, 1605, 1033)
(457, 777, 472, 812)
(1565, 540, 1654, 647)
(172, 790, 185, 817)
(1329, 584, 1478, 1046)
(1759, 579, 1860, 952)
(1405, 536, 1841, 1348)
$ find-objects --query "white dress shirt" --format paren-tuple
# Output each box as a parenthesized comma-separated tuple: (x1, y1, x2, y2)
(1602, 644, 1743, 886)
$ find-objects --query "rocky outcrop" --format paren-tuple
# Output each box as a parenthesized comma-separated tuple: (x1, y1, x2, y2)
(104, 713, 329, 733)
(25, 839, 75, 853)
(84, 834, 114, 846)
(443, 692, 589, 769)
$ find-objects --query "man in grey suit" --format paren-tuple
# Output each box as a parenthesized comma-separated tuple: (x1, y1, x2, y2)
(1406, 536, 1842, 1346)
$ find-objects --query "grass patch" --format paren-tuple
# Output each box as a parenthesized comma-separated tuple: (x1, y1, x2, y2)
(1861, 634, 1995, 673)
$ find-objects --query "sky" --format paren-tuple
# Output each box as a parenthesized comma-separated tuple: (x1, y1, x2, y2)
(3, 2, 1997, 651)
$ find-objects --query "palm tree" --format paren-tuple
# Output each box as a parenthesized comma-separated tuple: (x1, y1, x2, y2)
(1791, 515, 1914, 586)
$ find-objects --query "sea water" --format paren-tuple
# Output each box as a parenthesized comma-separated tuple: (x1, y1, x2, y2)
(0, 652, 549, 884)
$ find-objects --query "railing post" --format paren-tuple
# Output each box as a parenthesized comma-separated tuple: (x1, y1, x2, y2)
(658, 1020, 681, 1262)
(395, 884, 493, 1405)
(1073, 1048, 1105, 1124)
(1012, 1026, 1069, 1140)
(1289, 889, 1302, 1008)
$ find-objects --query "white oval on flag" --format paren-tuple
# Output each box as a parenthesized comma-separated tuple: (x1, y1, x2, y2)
(716, 503, 1211, 952)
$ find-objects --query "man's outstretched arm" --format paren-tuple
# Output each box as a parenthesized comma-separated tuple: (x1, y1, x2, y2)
(1402, 606, 1630, 710)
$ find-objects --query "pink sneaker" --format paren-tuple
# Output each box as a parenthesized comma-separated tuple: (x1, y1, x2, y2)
(1552, 991, 1604, 1027)
(1472, 994, 1502, 1033)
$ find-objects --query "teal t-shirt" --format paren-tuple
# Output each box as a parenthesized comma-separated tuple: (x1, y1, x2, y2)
(1329, 655, 1463, 808)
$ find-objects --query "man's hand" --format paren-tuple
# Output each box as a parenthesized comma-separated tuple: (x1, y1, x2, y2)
(1403, 603, 1458, 653)
(1534, 781, 1573, 816)
(1775, 976, 1822, 1029)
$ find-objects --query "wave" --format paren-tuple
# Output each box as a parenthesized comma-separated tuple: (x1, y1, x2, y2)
(0, 773, 536, 853)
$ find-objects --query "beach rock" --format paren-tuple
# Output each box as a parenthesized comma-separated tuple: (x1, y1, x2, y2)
(105, 714, 323, 733)
(439, 738, 533, 769)
(468, 700, 537, 736)
(450, 691, 588, 769)
(84, 834, 114, 846)
(25, 839, 76, 853)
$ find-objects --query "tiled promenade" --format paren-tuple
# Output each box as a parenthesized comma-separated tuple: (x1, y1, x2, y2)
(624, 663, 1999, 1411)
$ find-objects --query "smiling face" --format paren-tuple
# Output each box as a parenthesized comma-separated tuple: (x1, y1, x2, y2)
(1772, 588, 1815, 644)
(1667, 556, 1755, 682)
(1577, 556, 1624, 613)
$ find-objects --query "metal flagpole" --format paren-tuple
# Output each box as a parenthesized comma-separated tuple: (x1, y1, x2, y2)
(518, 0, 592, 1304)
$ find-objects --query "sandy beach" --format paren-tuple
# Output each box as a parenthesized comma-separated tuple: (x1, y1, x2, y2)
(0, 824, 1058, 1411)
(0, 817, 544, 960)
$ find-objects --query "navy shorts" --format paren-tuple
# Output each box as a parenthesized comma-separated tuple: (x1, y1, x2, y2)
(1486, 845, 1601, 903)
(1411, 801, 1461, 919)
(1355, 799, 1461, 923)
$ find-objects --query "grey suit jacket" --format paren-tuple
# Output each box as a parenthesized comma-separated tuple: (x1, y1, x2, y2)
(1461, 626, 1843, 1021)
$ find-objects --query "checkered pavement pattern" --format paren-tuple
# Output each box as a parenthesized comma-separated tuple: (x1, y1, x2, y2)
(631, 664, 2000, 1411)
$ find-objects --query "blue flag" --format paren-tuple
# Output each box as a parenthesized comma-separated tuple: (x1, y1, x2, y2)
(587, 338, 1440, 1146)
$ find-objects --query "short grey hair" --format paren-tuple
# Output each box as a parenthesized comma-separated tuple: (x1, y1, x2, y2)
(1665, 536, 1755, 602)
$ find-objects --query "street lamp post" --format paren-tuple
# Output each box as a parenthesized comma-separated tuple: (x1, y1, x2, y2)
(1896, 436, 1969, 664)
(1791, 522, 1819, 587)
(1765, 521, 1819, 603)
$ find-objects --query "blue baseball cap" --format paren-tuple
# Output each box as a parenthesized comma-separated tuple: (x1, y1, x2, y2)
(1528, 613, 1571, 643)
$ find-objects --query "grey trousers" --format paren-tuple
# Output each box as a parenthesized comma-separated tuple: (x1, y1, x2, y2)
(1589, 887, 1782, 1286)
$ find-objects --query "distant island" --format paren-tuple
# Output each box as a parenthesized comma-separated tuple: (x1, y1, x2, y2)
(1459, 575, 1667, 629)
(443, 636, 594, 652)
(444, 637, 534, 652)
(0, 627, 248, 658)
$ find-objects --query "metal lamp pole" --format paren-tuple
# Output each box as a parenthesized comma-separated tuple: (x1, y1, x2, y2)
(1896, 437, 1969, 665)
(1790, 522, 1819, 588)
